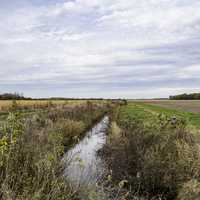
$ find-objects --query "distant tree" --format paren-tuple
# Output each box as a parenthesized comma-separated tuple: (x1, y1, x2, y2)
(170, 93, 200, 100)
(0, 93, 29, 100)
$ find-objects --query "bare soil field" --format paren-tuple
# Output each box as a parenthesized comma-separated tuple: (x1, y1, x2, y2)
(136, 100, 200, 113)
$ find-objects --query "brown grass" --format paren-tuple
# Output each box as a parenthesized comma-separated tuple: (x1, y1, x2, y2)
(0, 100, 92, 112)
(0, 101, 110, 199)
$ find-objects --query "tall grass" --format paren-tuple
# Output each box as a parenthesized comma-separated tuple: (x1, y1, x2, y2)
(0, 100, 88, 113)
(103, 108, 200, 200)
(0, 101, 110, 199)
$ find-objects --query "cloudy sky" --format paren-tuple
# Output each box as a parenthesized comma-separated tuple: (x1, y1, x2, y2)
(0, 0, 200, 98)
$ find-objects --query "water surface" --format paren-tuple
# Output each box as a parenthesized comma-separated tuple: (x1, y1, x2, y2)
(63, 116, 109, 187)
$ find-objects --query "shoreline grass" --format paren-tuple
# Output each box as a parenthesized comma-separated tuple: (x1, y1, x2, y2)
(102, 102, 200, 200)
(0, 101, 112, 199)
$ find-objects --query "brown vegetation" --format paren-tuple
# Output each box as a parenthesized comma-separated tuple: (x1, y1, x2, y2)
(103, 109, 200, 200)
(0, 101, 110, 199)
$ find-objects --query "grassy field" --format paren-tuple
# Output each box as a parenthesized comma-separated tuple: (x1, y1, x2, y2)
(0, 100, 108, 121)
(0, 100, 86, 111)
(1, 99, 200, 200)
(103, 101, 200, 200)
(128, 100, 200, 129)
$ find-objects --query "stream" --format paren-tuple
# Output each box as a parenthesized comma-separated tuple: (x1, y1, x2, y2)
(63, 116, 109, 188)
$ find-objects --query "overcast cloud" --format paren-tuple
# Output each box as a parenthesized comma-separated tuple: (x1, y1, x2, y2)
(0, 0, 200, 98)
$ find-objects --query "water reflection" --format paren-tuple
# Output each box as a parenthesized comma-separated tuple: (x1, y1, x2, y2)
(63, 116, 109, 187)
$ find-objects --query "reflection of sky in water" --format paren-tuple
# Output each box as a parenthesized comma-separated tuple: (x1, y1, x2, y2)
(63, 116, 109, 187)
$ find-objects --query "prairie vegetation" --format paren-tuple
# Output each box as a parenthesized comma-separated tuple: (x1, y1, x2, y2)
(103, 102, 200, 200)
(1, 99, 200, 200)
(0, 100, 85, 113)
(0, 101, 111, 199)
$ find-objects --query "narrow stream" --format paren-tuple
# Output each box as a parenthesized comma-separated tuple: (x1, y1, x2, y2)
(63, 116, 109, 188)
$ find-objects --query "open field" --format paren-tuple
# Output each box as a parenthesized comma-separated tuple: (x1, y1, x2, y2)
(0, 100, 87, 112)
(134, 100, 200, 113)
(129, 100, 200, 129)
(0, 100, 92, 122)
(1, 99, 200, 200)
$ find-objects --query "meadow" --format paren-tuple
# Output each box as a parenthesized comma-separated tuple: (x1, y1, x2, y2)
(0, 100, 113, 199)
(0, 100, 105, 121)
(127, 100, 200, 129)
(103, 101, 200, 199)
(1, 99, 200, 200)
(0, 100, 88, 112)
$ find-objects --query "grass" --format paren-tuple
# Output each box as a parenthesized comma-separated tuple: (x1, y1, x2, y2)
(0, 100, 92, 113)
(125, 102, 200, 130)
(0, 101, 112, 199)
(102, 102, 200, 200)
(1, 99, 199, 200)
(0, 100, 108, 122)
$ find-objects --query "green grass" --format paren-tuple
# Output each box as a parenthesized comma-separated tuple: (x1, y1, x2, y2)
(121, 102, 200, 129)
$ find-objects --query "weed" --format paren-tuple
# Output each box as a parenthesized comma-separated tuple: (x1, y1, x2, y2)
(103, 104, 200, 200)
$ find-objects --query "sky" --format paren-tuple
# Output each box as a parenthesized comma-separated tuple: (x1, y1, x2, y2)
(0, 0, 200, 98)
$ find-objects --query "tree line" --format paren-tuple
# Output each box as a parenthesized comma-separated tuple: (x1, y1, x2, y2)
(0, 93, 31, 100)
(0, 92, 127, 102)
(170, 93, 200, 100)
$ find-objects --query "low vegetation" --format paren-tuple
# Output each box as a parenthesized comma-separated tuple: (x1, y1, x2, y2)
(103, 103, 200, 200)
(0, 101, 110, 199)
(1, 98, 200, 200)
(130, 102, 200, 128)
(0, 100, 82, 113)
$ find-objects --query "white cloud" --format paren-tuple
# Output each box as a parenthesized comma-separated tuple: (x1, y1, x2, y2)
(177, 65, 200, 79)
(0, 0, 200, 97)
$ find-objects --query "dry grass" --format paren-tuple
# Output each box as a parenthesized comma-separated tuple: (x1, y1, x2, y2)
(134, 100, 200, 113)
(0, 100, 92, 112)
(102, 103, 200, 200)
(0, 101, 110, 199)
